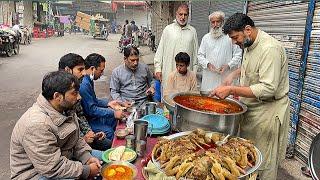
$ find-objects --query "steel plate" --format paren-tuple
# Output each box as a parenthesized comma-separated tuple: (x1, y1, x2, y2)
(152, 131, 263, 179)
(308, 133, 320, 180)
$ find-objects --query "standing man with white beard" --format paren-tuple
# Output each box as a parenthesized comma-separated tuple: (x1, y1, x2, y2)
(154, 4, 198, 89)
(198, 11, 242, 91)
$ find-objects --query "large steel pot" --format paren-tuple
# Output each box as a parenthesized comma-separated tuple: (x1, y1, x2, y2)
(172, 92, 247, 135)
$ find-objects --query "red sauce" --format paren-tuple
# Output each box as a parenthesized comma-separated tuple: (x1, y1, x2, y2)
(173, 95, 243, 114)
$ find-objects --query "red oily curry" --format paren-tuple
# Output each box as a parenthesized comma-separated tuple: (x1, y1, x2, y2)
(173, 95, 243, 114)
(102, 164, 134, 180)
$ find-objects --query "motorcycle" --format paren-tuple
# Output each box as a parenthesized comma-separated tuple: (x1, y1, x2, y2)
(118, 35, 135, 53)
(0, 30, 19, 57)
(20, 26, 32, 45)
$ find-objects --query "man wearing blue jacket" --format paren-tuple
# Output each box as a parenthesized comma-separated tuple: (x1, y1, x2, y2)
(80, 53, 125, 141)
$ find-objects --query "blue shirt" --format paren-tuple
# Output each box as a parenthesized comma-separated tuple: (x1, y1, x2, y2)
(79, 75, 114, 120)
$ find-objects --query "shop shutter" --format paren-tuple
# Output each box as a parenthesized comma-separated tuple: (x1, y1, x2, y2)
(190, 1, 210, 44)
(296, 1, 320, 163)
(247, 1, 309, 163)
(190, 1, 246, 45)
(210, 0, 246, 19)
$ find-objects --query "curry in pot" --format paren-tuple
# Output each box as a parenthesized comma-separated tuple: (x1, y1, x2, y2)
(173, 95, 243, 114)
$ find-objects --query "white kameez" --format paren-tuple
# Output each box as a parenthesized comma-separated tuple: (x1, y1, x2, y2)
(154, 21, 198, 88)
(198, 33, 242, 91)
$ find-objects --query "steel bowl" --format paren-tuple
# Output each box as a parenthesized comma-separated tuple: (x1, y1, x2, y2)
(163, 93, 175, 113)
(172, 92, 247, 135)
(101, 161, 137, 179)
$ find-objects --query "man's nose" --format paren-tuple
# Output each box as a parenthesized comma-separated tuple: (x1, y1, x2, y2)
(77, 93, 81, 101)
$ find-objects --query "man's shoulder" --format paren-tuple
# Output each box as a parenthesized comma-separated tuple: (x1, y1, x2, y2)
(139, 62, 149, 69)
(168, 70, 177, 77)
(14, 105, 52, 132)
(113, 64, 125, 72)
(202, 33, 211, 40)
(187, 25, 197, 32)
(188, 70, 197, 77)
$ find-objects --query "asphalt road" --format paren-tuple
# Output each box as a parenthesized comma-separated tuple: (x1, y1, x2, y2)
(0, 33, 123, 178)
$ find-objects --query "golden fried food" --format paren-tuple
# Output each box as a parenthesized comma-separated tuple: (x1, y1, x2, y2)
(152, 129, 258, 180)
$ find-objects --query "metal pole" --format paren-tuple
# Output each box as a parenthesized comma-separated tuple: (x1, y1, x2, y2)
(289, 0, 316, 154)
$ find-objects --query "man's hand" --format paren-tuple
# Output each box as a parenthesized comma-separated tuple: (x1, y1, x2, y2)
(94, 132, 106, 140)
(222, 73, 234, 86)
(119, 101, 133, 108)
(219, 64, 230, 74)
(155, 72, 162, 82)
(222, 68, 241, 85)
(83, 131, 95, 144)
(146, 87, 155, 95)
(87, 157, 102, 178)
(209, 86, 232, 99)
(114, 110, 125, 119)
(108, 100, 121, 110)
(207, 63, 217, 73)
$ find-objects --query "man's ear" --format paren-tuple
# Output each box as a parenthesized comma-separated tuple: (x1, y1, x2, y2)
(53, 92, 62, 101)
(64, 66, 72, 74)
(244, 25, 252, 36)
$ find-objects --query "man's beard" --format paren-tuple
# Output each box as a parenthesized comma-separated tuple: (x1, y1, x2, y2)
(176, 18, 187, 26)
(243, 37, 254, 48)
(210, 27, 223, 39)
(61, 99, 78, 111)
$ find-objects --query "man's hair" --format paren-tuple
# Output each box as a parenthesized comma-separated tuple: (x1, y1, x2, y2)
(84, 53, 106, 70)
(223, 13, 255, 35)
(131, 20, 135, 24)
(124, 46, 139, 58)
(125, 20, 129, 24)
(177, 3, 189, 13)
(42, 71, 79, 100)
(208, 11, 225, 22)
(175, 52, 190, 66)
(58, 53, 84, 70)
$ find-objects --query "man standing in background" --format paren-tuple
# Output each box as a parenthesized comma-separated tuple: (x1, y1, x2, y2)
(154, 4, 198, 89)
(198, 11, 242, 91)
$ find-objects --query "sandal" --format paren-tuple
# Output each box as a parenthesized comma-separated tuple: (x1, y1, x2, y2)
(301, 166, 312, 177)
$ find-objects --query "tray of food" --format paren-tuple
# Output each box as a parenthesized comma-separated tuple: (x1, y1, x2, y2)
(151, 129, 262, 179)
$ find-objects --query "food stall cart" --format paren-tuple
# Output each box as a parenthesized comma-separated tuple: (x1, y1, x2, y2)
(102, 93, 263, 180)
(90, 17, 110, 40)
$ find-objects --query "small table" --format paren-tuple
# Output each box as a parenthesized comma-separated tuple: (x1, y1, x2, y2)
(111, 122, 158, 180)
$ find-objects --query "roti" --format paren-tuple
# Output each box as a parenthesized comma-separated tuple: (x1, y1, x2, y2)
(121, 151, 136, 161)
(109, 146, 126, 161)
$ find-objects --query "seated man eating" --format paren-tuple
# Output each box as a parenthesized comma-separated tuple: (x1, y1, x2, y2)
(80, 53, 125, 141)
(110, 46, 155, 105)
(10, 71, 100, 179)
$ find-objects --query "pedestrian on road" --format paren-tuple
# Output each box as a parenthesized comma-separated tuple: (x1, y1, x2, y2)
(198, 11, 242, 91)
(124, 19, 132, 38)
(10, 71, 101, 179)
(154, 3, 198, 89)
(79, 53, 125, 141)
(59, 53, 112, 154)
(210, 13, 290, 180)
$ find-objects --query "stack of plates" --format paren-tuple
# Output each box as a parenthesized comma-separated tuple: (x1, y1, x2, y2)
(142, 114, 170, 135)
